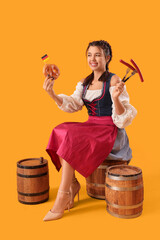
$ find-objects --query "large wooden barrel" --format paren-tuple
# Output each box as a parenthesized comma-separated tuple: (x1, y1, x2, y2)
(105, 165, 144, 218)
(86, 159, 130, 199)
(17, 157, 49, 204)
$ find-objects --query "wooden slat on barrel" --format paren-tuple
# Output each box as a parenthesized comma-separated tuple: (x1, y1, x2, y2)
(17, 157, 50, 204)
(105, 165, 144, 218)
(86, 159, 130, 199)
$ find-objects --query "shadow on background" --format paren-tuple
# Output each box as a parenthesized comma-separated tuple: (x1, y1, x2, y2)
(48, 172, 160, 218)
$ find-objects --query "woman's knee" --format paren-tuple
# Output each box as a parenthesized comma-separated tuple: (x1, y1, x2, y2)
(59, 156, 63, 166)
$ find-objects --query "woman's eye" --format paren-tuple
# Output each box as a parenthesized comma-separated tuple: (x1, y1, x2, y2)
(88, 55, 100, 57)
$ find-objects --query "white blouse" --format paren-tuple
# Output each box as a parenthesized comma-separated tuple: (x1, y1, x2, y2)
(55, 81, 137, 129)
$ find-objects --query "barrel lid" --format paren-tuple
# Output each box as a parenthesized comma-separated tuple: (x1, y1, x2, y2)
(17, 157, 48, 169)
(107, 165, 142, 177)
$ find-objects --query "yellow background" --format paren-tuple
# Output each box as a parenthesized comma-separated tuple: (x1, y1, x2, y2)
(1, 0, 160, 239)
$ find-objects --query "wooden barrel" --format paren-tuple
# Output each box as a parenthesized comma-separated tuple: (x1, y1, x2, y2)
(86, 159, 130, 199)
(17, 157, 49, 204)
(105, 165, 144, 218)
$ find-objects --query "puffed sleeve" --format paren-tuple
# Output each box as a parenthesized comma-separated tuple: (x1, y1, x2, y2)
(55, 81, 84, 113)
(109, 85, 137, 128)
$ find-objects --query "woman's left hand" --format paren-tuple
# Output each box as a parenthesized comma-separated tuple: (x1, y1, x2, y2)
(112, 81, 125, 99)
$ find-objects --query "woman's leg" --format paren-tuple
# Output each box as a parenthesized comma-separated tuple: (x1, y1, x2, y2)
(50, 157, 74, 212)
(59, 158, 74, 191)
(59, 156, 76, 181)
(59, 156, 80, 209)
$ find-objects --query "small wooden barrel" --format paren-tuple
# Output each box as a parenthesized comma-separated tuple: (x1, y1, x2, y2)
(86, 159, 129, 199)
(17, 157, 49, 204)
(105, 165, 144, 219)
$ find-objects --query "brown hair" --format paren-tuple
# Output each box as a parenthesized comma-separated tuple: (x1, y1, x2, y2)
(83, 40, 112, 86)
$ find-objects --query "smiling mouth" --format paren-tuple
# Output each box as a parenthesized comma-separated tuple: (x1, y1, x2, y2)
(90, 63, 98, 67)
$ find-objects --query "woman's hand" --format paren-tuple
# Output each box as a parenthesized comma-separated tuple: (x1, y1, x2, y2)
(43, 75, 55, 97)
(112, 81, 125, 100)
(43, 63, 60, 80)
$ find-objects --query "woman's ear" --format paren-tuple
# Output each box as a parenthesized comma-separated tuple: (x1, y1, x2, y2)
(106, 55, 110, 63)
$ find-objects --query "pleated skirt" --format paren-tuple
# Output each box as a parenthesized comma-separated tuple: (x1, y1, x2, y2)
(46, 116, 118, 178)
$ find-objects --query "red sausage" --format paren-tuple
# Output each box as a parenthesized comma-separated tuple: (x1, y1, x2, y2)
(130, 59, 144, 82)
(120, 59, 136, 71)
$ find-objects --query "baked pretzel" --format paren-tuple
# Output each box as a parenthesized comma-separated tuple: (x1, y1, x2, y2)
(43, 64, 60, 80)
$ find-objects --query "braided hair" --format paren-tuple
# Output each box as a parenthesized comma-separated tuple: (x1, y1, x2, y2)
(83, 40, 112, 86)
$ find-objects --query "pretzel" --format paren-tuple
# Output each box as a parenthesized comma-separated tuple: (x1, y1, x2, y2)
(43, 64, 60, 80)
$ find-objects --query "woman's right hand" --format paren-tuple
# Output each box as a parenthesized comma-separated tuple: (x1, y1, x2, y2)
(43, 75, 55, 97)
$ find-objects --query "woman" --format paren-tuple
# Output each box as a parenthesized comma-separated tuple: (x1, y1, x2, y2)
(42, 40, 137, 221)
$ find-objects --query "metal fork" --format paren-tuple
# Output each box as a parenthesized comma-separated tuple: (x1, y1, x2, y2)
(122, 69, 137, 82)
(122, 68, 131, 81)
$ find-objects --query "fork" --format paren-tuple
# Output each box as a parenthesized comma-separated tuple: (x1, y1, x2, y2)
(122, 68, 130, 81)
(122, 69, 137, 83)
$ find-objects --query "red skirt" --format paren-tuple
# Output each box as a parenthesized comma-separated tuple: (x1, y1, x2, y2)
(46, 116, 118, 178)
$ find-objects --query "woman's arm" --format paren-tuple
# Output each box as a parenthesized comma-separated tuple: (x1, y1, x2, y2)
(48, 91, 63, 107)
(110, 75, 125, 115)
(43, 75, 84, 112)
(43, 75, 63, 106)
(112, 97, 125, 115)
(55, 80, 84, 113)
(110, 75, 137, 128)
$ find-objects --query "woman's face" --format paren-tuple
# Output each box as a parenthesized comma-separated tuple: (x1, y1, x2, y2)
(87, 46, 110, 72)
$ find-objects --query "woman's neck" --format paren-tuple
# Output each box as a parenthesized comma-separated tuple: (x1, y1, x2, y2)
(93, 70, 106, 82)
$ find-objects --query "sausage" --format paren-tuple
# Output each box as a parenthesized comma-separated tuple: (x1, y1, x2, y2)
(120, 59, 136, 71)
(130, 59, 144, 82)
